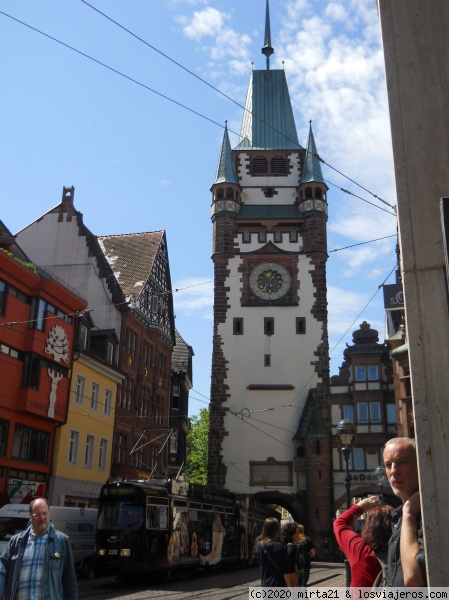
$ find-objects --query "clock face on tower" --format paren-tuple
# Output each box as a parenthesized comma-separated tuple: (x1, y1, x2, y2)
(249, 262, 291, 300)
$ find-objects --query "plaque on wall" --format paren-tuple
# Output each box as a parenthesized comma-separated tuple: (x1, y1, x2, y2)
(250, 457, 293, 486)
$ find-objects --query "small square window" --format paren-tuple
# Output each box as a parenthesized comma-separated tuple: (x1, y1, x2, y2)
(242, 232, 251, 243)
(289, 231, 298, 243)
(264, 354, 271, 367)
(258, 231, 267, 243)
(274, 231, 283, 243)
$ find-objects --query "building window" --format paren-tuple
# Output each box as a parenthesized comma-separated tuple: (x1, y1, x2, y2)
(264, 317, 274, 335)
(353, 448, 364, 470)
(68, 430, 79, 465)
(0, 420, 9, 456)
(367, 365, 378, 380)
(355, 366, 366, 381)
(271, 156, 287, 174)
(127, 329, 137, 357)
(264, 354, 271, 367)
(78, 325, 88, 350)
(106, 342, 114, 364)
(343, 405, 354, 422)
(242, 231, 251, 243)
(98, 438, 108, 470)
(90, 383, 99, 411)
(370, 402, 381, 422)
(74, 376, 85, 405)
(84, 435, 94, 468)
(104, 389, 112, 416)
(21, 354, 41, 390)
(357, 402, 368, 423)
(233, 318, 244, 335)
(12, 425, 49, 463)
(258, 231, 267, 243)
(252, 156, 268, 174)
(296, 318, 306, 334)
(273, 231, 283, 243)
(0, 280, 6, 315)
(386, 403, 397, 424)
(172, 386, 180, 410)
(289, 231, 298, 243)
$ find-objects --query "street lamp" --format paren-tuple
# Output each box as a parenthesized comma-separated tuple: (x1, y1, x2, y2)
(374, 465, 388, 503)
(335, 418, 357, 587)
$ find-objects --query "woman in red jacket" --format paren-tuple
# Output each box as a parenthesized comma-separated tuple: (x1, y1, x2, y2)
(333, 496, 393, 588)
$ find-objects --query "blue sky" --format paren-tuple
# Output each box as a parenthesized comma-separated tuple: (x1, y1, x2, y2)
(0, 0, 397, 416)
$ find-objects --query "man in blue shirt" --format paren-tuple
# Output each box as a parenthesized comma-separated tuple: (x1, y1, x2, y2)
(0, 498, 78, 599)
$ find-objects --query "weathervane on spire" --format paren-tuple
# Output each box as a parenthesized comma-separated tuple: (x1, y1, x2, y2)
(261, 0, 274, 70)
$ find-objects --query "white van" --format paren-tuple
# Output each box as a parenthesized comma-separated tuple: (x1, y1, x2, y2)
(0, 504, 97, 578)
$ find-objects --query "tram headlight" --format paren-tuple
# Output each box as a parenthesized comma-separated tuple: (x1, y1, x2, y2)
(120, 549, 131, 557)
(98, 549, 106, 556)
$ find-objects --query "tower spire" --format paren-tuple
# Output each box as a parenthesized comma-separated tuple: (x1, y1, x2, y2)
(261, 0, 274, 70)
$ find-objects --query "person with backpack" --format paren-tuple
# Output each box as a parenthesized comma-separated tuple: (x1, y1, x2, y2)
(297, 524, 315, 587)
(281, 522, 305, 587)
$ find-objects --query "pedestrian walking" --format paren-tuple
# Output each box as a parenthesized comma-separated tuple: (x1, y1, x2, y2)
(281, 522, 305, 587)
(0, 498, 78, 600)
(256, 518, 290, 587)
(296, 524, 315, 587)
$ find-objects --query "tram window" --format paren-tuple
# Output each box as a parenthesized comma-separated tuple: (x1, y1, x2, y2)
(202, 504, 213, 512)
(97, 502, 143, 530)
(146, 497, 168, 530)
(190, 502, 201, 510)
(225, 508, 234, 515)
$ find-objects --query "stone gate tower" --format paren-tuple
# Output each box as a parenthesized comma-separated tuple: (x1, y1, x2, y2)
(208, 0, 333, 557)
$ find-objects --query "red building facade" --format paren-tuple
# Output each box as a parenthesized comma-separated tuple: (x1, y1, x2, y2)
(0, 223, 86, 505)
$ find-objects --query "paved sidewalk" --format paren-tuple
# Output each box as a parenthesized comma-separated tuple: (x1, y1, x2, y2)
(308, 562, 347, 587)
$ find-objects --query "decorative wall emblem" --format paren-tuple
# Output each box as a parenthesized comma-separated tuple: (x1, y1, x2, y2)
(45, 325, 70, 419)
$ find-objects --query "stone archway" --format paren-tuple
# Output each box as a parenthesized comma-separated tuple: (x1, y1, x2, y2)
(252, 490, 306, 524)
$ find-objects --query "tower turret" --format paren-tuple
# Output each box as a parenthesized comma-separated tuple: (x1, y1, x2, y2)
(298, 122, 329, 217)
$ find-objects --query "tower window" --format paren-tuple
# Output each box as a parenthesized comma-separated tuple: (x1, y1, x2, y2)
(258, 231, 267, 243)
(289, 231, 298, 243)
(274, 231, 283, 243)
(264, 317, 274, 335)
(252, 157, 268, 174)
(226, 188, 234, 199)
(315, 187, 323, 198)
(217, 188, 224, 199)
(264, 354, 271, 367)
(242, 232, 251, 243)
(233, 318, 244, 335)
(305, 187, 313, 199)
(271, 156, 287, 174)
(296, 318, 306, 334)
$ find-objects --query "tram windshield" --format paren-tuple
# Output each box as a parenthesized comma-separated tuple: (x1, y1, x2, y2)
(97, 502, 144, 531)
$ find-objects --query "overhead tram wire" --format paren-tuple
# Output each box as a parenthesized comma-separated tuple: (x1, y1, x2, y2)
(79, 0, 396, 214)
(0, 234, 396, 330)
(1, 8, 395, 217)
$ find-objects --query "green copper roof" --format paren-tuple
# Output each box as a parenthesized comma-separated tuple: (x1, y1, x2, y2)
(214, 123, 239, 185)
(301, 122, 325, 184)
(235, 69, 302, 151)
(237, 205, 302, 219)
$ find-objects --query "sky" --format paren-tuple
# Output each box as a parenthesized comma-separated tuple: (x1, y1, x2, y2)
(0, 0, 398, 417)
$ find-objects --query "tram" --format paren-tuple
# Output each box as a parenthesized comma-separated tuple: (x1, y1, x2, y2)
(94, 478, 266, 578)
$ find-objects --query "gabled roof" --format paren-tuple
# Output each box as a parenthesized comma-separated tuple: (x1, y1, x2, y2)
(214, 123, 239, 185)
(301, 122, 326, 185)
(0, 219, 33, 264)
(235, 70, 302, 151)
(172, 329, 194, 382)
(98, 231, 165, 300)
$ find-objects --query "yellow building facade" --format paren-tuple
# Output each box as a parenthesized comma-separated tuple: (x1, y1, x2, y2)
(49, 353, 124, 507)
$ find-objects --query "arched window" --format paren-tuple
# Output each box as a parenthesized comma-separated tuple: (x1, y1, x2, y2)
(305, 187, 313, 199)
(271, 156, 287, 174)
(226, 188, 234, 199)
(217, 188, 224, 199)
(315, 187, 322, 198)
(252, 156, 268, 174)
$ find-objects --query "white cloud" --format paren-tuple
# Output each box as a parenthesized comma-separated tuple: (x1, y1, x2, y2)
(173, 277, 214, 318)
(160, 179, 171, 189)
(178, 7, 229, 41)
